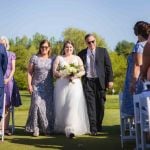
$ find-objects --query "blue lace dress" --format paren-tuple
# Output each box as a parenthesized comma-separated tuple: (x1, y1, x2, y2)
(121, 41, 146, 116)
(25, 55, 55, 134)
(122, 53, 134, 116)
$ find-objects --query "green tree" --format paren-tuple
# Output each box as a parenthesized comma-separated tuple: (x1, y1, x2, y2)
(62, 27, 86, 53)
(110, 52, 127, 93)
(8, 29, 129, 92)
(52, 41, 63, 55)
(115, 40, 134, 58)
(62, 27, 107, 53)
(32, 33, 48, 49)
(11, 44, 30, 89)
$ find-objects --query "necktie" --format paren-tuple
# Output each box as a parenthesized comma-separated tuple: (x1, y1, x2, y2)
(90, 52, 95, 77)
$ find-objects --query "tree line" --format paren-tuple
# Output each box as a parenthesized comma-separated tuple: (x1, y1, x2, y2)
(9, 27, 134, 93)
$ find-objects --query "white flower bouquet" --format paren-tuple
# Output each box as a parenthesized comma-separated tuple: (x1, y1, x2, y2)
(59, 63, 80, 82)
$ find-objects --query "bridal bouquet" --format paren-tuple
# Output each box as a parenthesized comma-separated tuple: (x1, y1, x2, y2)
(59, 63, 80, 82)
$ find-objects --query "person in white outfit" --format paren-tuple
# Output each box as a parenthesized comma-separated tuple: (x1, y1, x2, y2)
(53, 40, 90, 138)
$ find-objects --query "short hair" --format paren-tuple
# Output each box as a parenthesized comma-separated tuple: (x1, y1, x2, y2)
(84, 33, 95, 41)
(0, 36, 10, 50)
(134, 21, 149, 39)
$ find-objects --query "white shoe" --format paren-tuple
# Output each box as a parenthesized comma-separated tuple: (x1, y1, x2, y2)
(33, 131, 39, 137)
(33, 128, 39, 137)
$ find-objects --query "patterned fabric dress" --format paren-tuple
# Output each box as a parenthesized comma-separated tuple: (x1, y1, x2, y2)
(25, 55, 54, 134)
(122, 41, 147, 116)
(122, 53, 134, 116)
(4, 51, 16, 106)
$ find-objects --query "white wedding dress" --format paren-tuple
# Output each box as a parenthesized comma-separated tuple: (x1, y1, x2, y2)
(54, 56, 90, 137)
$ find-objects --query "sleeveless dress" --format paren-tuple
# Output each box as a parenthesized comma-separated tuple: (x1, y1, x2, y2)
(25, 55, 54, 134)
(54, 55, 90, 137)
(122, 41, 146, 116)
(122, 53, 134, 116)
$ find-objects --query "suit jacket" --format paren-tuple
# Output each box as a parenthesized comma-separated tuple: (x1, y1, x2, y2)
(78, 47, 113, 90)
(0, 44, 8, 87)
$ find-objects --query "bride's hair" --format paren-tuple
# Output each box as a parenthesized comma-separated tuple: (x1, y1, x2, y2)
(61, 40, 76, 55)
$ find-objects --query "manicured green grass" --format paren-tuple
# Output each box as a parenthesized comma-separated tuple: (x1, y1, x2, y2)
(0, 91, 135, 150)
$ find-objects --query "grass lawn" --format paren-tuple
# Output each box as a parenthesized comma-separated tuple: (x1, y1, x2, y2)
(0, 91, 135, 150)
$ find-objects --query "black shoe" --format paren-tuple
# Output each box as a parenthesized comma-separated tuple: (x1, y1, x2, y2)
(97, 126, 102, 132)
(69, 133, 75, 139)
(90, 132, 98, 136)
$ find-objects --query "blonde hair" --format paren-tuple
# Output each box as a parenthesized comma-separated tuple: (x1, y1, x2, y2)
(0, 36, 10, 50)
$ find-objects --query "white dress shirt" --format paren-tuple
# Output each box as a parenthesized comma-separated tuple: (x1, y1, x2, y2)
(86, 48, 97, 78)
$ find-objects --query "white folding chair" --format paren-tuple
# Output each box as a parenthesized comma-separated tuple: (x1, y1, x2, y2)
(133, 94, 142, 150)
(119, 92, 135, 149)
(0, 93, 6, 142)
(139, 91, 150, 150)
(143, 81, 150, 91)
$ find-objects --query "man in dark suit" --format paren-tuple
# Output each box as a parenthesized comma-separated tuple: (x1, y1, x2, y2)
(0, 42, 8, 121)
(78, 34, 113, 135)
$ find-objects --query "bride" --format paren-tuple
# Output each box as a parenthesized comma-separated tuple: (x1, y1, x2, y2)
(53, 40, 90, 138)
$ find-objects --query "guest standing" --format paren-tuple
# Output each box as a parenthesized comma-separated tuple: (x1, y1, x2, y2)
(0, 40, 8, 122)
(25, 40, 54, 136)
(0, 36, 16, 135)
(122, 21, 149, 116)
(130, 21, 149, 93)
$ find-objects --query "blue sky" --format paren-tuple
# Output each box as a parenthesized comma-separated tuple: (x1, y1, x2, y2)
(0, 0, 150, 50)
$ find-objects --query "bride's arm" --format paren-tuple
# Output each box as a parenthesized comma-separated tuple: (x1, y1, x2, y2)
(74, 56, 85, 78)
(53, 56, 61, 78)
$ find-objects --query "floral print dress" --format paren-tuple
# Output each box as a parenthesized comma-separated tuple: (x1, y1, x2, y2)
(25, 55, 54, 134)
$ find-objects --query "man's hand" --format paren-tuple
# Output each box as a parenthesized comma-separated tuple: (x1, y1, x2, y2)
(107, 82, 113, 89)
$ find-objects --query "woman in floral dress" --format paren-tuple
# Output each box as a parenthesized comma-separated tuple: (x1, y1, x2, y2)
(25, 40, 54, 136)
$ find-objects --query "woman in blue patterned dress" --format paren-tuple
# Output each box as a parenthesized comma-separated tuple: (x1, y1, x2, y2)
(122, 21, 149, 116)
(25, 40, 54, 136)
(122, 52, 134, 116)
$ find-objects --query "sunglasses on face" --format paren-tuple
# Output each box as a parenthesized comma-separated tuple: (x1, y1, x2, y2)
(87, 40, 95, 45)
(41, 46, 49, 49)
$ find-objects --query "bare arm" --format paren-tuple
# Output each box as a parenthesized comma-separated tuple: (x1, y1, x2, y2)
(75, 56, 85, 78)
(130, 53, 142, 93)
(53, 56, 61, 78)
(142, 42, 150, 80)
(133, 53, 142, 78)
(27, 63, 34, 94)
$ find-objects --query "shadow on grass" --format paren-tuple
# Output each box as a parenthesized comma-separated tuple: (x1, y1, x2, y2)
(20, 94, 31, 98)
(5, 125, 135, 150)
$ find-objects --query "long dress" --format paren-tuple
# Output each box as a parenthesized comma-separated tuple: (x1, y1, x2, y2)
(25, 55, 54, 134)
(54, 56, 90, 137)
(4, 51, 16, 107)
(122, 41, 146, 116)
(122, 53, 134, 116)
